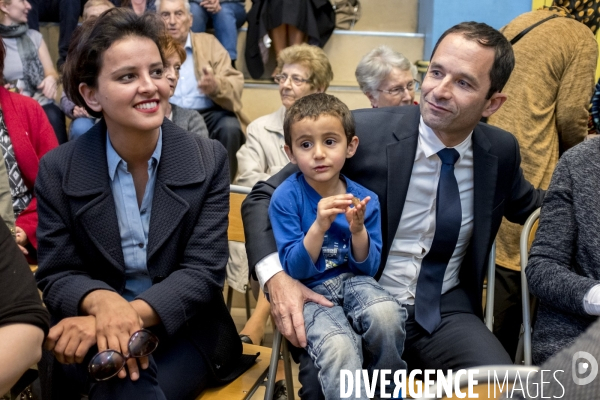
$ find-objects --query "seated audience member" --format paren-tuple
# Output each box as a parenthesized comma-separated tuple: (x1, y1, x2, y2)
(0, 219, 49, 396)
(60, 0, 115, 141)
(355, 45, 419, 108)
(35, 9, 253, 399)
(526, 138, 600, 365)
(242, 22, 544, 398)
(189, 0, 245, 67)
(270, 93, 406, 399)
(233, 43, 333, 346)
(120, 0, 156, 15)
(158, 0, 248, 181)
(161, 33, 208, 137)
(0, 41, 58, 260)
(26, 0, 83, 69)
(0, 0, 67, 144)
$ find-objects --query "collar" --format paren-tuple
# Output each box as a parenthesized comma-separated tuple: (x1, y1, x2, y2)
(264, 106, 286, 134)
(184, 33, 192, 50)
(418, 116, 472, 161)
(106, 128, 163, 181)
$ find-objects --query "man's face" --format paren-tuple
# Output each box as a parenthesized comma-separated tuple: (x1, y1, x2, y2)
(420, 33, 505, 143)
(159, 0, 192, 45)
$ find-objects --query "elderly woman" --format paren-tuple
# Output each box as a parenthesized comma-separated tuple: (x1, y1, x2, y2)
(233, 43, 332, 347)
(526, 138, 600, 365)
(355, 45, 419, 108)
(35, 9, 252, 399)
(0, 0, 67, 144)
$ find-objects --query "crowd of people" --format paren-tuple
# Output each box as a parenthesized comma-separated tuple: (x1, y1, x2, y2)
(2, 0, 600, 399)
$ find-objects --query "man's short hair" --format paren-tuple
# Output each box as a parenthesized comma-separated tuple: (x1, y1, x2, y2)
(82, 0, 115, 21)
(155, 0, 191, 14)
(431, 21, 515, 99)
(283, 93, 355, 150)
(275, 44, 334, 92)
(355, 45, 417, 98)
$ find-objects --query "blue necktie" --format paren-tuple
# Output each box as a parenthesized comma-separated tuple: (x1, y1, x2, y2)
(414, 148, 461, 334)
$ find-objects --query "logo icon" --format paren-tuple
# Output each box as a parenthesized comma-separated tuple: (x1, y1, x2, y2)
(572, 351, 598, 385)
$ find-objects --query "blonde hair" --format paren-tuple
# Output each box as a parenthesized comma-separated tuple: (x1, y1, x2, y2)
(82, 0, 115, 21)
(276, 44, 333, 92)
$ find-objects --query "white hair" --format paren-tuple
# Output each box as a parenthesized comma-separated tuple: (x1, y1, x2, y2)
(155, 0, 191, 14)
(355, 45, 417, 99)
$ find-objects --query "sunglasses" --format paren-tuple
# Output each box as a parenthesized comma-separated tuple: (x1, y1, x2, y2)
(88, 329, 159, 381)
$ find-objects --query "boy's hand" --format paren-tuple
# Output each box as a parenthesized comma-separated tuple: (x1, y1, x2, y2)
(314, 194, 353, 233)
(346, 196, 370, 234)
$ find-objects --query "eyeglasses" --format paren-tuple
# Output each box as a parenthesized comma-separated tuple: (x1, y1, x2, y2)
(376, 80, 420, 96)
(273, 74, 312, 86)
(88, 330, 159, 381)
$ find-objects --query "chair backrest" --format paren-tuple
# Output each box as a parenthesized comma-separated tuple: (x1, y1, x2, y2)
(228, 185, 251, 243)
(485, 241, 496, 331)
(520, 207, 541, 366)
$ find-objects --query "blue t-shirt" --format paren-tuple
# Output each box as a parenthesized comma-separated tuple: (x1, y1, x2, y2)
(269, 172, 382, 288)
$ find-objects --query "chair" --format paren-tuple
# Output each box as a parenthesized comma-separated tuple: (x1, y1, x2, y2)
(264, 328, 295, 400)
(515, 208, 541, 366)
(484, 241, 497, 331)
(227, 184, 252, 321)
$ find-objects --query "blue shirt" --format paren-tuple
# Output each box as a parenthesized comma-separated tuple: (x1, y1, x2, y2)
(169, 34, 214, 111)
(269, 172, 382, 288)
(106, 131, 162, 300)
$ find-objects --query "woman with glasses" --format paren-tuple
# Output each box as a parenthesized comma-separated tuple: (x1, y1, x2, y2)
(355, 45, 419, 108)
(35, 8, 252, 400)
(232, 43, 333, 350)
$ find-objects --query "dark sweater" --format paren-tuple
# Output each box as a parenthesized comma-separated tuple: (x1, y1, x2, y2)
(527, 138, 600, 364)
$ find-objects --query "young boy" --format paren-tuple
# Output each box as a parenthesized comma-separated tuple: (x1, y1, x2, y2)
(269, 93, 406, 399)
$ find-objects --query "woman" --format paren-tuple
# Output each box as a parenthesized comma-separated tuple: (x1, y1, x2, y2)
(0, 0, 67, 144)
(161, 33, 208, 137)
(233, 43, 333, 346)
(526, 138, 600, 365)
(355, 45, 419, 108)
(0, 39, 58, 260)
(35, 9, 252, 399)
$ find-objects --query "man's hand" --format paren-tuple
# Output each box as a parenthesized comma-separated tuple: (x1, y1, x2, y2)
(266, 271, 333, 348)
(346, 196, 370, 234)
(44, 316, 97, 364)
(200, 0, 221, 13)
(81, 290, 147, 381)
(37, 75, 57, 100)
(199, 66, 219, 96)
(315, 194, 353, 234)
(73, 106, 91, 118)
(15, 227, 28, 255)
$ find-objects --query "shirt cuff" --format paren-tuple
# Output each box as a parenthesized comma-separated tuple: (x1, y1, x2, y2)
(583, 284, 600, 315)
(256, 252, 283, 292)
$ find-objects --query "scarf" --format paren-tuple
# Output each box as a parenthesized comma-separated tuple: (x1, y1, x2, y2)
(0, 23, 46, 98)
(544, 0, 600, 34)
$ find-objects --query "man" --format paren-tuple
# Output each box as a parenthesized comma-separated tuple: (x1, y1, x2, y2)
(487, 0, 598, 360)
(157, 0, 248, 181)
(243, 22, 544, 398)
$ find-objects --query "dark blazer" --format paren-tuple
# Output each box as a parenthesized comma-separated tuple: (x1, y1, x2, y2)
(35, 119, 249, 396)
(243, 105, 544, 317)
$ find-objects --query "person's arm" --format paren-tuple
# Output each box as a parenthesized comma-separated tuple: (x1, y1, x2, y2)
(187, 107, 209, 138)
(37, 39, 59, 100)
(0, 323, 44, 395)
(526, 154, 598, 315)
(234, 123, 274, 187)
(347, 195, 382, 276)
(555, 32, 598, 152)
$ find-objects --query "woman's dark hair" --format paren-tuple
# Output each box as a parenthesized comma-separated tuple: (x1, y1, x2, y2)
(0, 40, 5, 86)
(62, 8, 166, 117)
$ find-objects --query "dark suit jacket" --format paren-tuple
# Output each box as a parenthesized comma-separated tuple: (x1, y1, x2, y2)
(35, 119, 249, 397)
(243, 105, 544, 317)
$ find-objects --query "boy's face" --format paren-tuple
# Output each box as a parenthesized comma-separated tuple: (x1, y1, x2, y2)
(284, 115, 358, 191)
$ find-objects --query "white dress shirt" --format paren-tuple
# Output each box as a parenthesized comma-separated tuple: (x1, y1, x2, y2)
(256, 118, 475, 301)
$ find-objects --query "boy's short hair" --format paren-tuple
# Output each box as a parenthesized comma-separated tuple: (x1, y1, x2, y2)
(284, 93, 355, 149)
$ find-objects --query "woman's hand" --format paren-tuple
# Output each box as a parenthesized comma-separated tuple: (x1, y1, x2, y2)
(14, 226, 28, 255)
(200, 0, 221, 13)
(44, 316, 97, 364)
(37, 75, 57, 100)
(81, 290, 148, 381)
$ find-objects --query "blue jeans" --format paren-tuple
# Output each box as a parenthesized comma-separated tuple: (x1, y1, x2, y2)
(304, 273, 407, 399)
(189, 1, 246, 60)
(69, 117, 96, 141)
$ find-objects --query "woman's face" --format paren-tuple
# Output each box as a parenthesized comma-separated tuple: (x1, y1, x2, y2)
(368, 67, 415, 108)
(0, 0, 31, 24)
(278, 63, 320, 110)
(80, 36, 170, 136)
(164, 53, 182, 97)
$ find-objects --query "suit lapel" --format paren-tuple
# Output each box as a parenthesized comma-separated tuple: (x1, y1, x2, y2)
(66, 120, 125, 273)
(471, 125, 498, 276)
